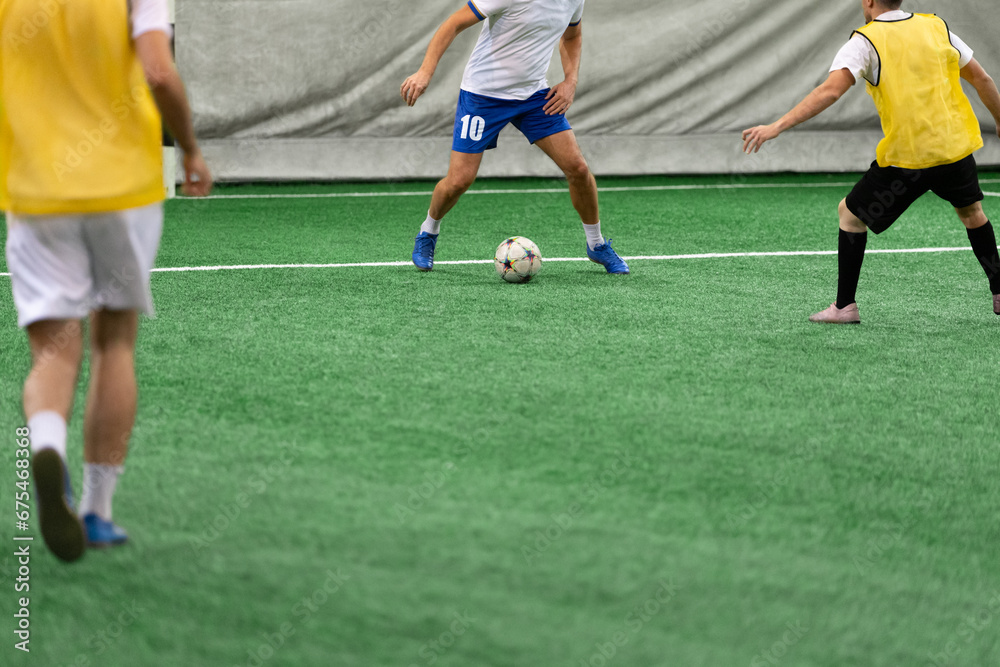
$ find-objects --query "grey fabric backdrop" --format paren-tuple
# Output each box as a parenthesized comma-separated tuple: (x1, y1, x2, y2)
(176, 0, 1000, 180)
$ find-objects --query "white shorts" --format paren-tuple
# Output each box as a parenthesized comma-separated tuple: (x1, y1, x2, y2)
(5, 203, 163, 328)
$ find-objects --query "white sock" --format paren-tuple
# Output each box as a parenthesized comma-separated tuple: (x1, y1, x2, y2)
(420, 212, 441, 236)
(584, 222, 605, 250)
(28, 411, 67, 461)
(78, 464, 123, 521)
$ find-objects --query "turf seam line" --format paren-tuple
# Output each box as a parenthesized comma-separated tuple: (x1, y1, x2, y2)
(1, 246, 985, 277)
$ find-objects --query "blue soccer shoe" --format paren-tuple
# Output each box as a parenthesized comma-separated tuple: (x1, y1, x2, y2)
(412, 231, 439, 271)
(83, 513, 129, 548)
(587, 239, 630, 274)
(32, 448, 86, 562)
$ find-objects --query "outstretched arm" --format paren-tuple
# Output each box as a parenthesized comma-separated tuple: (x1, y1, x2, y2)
(543, 23, 582, 116)
(961, 59, 1000, 139)
(742, 69, 856, 154)
(400, 5, 482, 107)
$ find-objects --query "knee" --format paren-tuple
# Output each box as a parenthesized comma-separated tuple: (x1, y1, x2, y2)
(90, 333, 136, 359)
(838, 199, 868, 233)
(28, 320, 84, 367)
(563, 157, 591, 184)
(443, 171, 476, 196)
(956, 203, 987, 229)
(89, 311, 139, 355)
(838, 199, 852, 219)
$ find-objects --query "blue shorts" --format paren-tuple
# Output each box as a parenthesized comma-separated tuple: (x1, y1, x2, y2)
(451, 89, 572, 154)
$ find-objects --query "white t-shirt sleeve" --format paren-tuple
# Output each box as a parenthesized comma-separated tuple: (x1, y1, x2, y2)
(830, 33, 874, 84)
(570, 1, 584, 26)
(129, 0, 172, 39)
(832, 28, 974, 85)
(950, 32, 974, 68)
(467, 0, 512, 21)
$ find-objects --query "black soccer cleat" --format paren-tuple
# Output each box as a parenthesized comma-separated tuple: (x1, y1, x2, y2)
(33, 449, 86, 563)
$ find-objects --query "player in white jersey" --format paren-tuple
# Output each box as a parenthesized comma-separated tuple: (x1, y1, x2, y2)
(401, 0, 629, 275)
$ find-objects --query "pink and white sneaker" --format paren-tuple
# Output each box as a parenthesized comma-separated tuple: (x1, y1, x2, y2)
(809, 302, 861, 324)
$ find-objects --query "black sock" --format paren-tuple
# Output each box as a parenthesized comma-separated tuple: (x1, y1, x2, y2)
(836, 230, 868, 309)
(967, 221, 1000, 295)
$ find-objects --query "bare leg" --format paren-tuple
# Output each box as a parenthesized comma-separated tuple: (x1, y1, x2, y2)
(429, 151, 484, 221)
(839, 198, 869, 233)
(24, 319, 86, 561)
(83, 310, 139, 467)
(534, 130, 599, 225)
(956, 201, 989, 230)
(24, 319, 84, 420)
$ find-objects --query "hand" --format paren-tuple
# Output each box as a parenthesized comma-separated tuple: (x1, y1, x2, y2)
(182, 150, 213, 197)
(543, 80, 576, 116)
(742, 124, 780, 154)
(401, 70, 432, 107)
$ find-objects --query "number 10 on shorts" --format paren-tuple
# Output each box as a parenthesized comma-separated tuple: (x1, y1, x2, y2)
(459, 115, 486, 142)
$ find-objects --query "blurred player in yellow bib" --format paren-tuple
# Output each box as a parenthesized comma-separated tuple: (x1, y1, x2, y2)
(1, 0, 212, 561)
(742, 0, 1000, 323)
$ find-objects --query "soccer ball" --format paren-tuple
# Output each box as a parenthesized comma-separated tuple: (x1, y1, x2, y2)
(494, 237, 542, 283)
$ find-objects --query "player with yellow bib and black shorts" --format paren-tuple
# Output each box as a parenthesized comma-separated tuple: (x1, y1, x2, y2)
(742, 0, 1000, 324)
(1, 0, 212, 561)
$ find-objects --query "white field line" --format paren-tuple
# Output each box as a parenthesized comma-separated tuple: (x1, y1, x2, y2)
(983, 191, 1000, 197)
(187, 182, 860, 200)
(0, 246, 980, 278)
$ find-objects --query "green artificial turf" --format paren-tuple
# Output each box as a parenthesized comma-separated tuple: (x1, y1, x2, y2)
(1, 173, 999, 666)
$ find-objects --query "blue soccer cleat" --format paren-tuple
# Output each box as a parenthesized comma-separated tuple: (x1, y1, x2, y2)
(587, 239, 630, 274)
(83, 513, 129, 548)
(32, 449, 86, 562)
(412, 231, 439, 271)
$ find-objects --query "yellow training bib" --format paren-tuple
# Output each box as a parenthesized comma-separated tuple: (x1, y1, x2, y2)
(0, 0, 165, 214)
(854, 14, 982, 170)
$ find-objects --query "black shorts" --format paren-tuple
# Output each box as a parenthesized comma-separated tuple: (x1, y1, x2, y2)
(845, 154, 985, 234)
